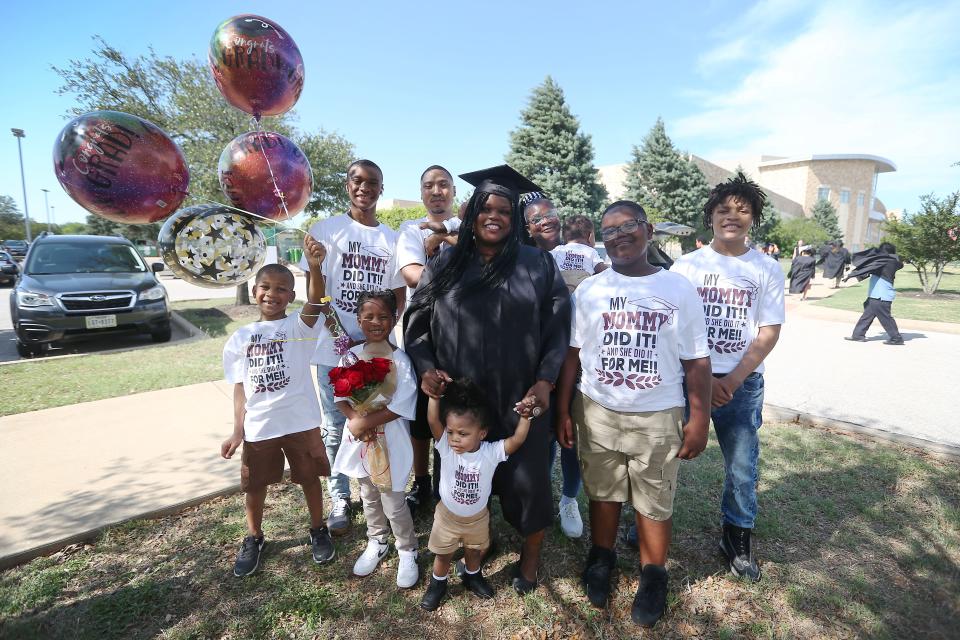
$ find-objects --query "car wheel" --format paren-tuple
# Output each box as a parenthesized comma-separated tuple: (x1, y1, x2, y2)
(16, 341, 46, 358)
(150, 322, 172, 343)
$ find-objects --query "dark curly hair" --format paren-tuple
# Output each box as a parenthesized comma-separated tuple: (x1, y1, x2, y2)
(702, 171, 767, 230)
(356, 289, 398, 318)
(439, 378, 491, 431)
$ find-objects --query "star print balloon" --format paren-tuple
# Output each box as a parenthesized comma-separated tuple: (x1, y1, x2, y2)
(53, 110, 189, 224)
(157, 204, 266, 288)
(218, 131, 312, 220)
(208, 15, 304, 119)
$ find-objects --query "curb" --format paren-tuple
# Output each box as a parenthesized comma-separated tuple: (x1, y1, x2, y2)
(764, 404, 960, 461)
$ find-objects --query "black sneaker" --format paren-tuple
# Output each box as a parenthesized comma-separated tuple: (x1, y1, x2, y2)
(510, 559, 538, 595)
(631, 564, 668, 627)
(310, 526, 335, 564)
(420, 576, 448, 611)
(883, 338, 904, 345)
(233, 535, 265, 577)
(844, 336, 867, 342)
(720, 523, 761, 581)
(461, 569, 495, 599)
(405, 476, 433, 517)
(581, 545, 617, 608)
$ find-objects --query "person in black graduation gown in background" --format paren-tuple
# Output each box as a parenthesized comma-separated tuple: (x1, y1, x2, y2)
(403, 165, 572, 594)
(788, 246, 817, 300)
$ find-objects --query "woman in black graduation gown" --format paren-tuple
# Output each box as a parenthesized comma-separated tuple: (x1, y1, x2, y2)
(404, 165, 571, 593)
(788, 246, 817, 300)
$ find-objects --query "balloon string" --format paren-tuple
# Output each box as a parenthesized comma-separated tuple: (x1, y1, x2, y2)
(188, 194, 306, 236)
(251, 117, 292, 222)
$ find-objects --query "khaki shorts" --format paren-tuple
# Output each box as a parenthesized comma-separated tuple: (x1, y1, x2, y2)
(572, 392, 684, 521)
(427, 501, 490, 555)
(240, 427, 331, 492)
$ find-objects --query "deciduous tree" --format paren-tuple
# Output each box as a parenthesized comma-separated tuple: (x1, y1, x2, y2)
(883, 192, 960, 294)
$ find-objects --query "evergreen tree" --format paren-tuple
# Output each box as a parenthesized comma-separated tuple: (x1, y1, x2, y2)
(811, 199, 843, 241)
(506, 77, 607, 217)
(623, 118, 709, 250)
(753, 199, 781, 246)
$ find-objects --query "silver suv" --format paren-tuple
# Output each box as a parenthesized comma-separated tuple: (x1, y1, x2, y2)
(10, 234, 170, 357)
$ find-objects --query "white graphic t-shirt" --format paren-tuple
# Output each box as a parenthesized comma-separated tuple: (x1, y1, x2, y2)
(435, 432, 507, 517)
(550, 242, 604, 274)
(671, 245, 785, 375)
(571, 268, 709, 412)
(300, 214, 405, 366)
(395, 216, 454, 301)
(222, 313, 323, 442)
(330, 345, 418, 492)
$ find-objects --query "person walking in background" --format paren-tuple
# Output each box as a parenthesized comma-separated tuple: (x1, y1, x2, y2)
(821, 240, 851, 288)
(844, 242, 905, 345)
(788, 246, 816, 300)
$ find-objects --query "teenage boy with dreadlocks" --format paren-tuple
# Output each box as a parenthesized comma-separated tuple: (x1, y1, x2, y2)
(671, 173, 785, 582)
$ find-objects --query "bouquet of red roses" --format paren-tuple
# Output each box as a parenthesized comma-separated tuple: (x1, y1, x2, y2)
(329, 356, 394, 413)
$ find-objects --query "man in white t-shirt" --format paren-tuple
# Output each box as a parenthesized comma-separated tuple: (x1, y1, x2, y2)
(299, 159, 406, 536)
(395, 165, 457, 513)
(556, 201, 712, 628)
(671, 172, 785, 583)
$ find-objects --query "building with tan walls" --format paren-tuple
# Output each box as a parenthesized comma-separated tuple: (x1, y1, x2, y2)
(598, 153, 896, 250)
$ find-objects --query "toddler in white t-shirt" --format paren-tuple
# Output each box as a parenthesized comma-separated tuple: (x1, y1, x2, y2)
(551, 214, 608, 292)
(419, 378, 535, 611)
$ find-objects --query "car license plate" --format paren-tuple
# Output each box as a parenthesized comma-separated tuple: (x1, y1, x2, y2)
(85, 315, 117, 329)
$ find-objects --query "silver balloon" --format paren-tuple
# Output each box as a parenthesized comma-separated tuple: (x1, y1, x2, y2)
(158, 204, 266, 288)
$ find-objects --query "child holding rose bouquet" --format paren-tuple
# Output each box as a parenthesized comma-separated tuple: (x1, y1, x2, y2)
(330, 290, 420, 588)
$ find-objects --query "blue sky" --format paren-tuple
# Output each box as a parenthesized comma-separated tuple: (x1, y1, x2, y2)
(2, 0, 958, 225)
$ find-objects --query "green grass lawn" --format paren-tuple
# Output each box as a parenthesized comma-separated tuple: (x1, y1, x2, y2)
(1, 422, 957, 639)
(814, 266, 960, 324)
(0, 301, 261, 417)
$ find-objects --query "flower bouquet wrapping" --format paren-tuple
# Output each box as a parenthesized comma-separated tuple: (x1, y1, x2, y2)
(329, 345, 397, 489)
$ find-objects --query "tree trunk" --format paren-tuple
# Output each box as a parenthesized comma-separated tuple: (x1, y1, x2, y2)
(235, 283, 251, 305)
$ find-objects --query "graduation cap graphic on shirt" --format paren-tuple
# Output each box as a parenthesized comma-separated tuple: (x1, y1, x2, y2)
(362, 245, 392, 259)
(720, 276, 760, 303)
(628, 296, 679, 325)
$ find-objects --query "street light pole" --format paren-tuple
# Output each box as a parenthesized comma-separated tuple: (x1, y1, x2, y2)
(11, 128, 32, 243)
(41, 188, 51, 232)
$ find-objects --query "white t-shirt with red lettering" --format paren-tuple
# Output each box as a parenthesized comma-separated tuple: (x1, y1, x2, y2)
(435, 433, 508, 518)
(571, 268, 709, 412)
(671, 245, 785, 375)
(300, 214, 405, 366)
(551, 242, 604, 274)
(222, 312, 323, 442)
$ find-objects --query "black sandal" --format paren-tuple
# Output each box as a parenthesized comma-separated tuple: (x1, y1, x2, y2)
(511, 552, 539, 595)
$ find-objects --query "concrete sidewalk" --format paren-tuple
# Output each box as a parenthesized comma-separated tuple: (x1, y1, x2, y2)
(2, 277, 957, 568)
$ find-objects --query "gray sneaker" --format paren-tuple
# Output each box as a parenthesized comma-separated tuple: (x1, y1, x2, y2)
(327, 497, 351, 536)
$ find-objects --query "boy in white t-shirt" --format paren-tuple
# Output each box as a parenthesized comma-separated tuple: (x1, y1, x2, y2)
(555, 201, 712, 628)
(671, 172, 785, 583)
(221, 234, 333, 577)
(419, 378, 536, 611)
(298, 159, 406, 536)
(551, 214, 607, 289)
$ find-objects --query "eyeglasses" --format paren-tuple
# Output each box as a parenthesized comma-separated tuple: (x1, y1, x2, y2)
(600, 218, 646, 241)
(527, 210, 559, 226)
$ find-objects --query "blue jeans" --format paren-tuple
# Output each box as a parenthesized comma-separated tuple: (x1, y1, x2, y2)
(711, 372, 764, 529)
(316, 364, 351, 501)
(550, 440, 582, 500)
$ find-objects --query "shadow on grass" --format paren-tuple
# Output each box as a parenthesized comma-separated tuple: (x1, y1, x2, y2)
(177, 308, 234, 337)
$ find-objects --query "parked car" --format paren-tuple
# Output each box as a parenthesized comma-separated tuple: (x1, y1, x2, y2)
(1, 239, 29, 259)
(10, 234, 170, 357)
(0, 251, 19, 285)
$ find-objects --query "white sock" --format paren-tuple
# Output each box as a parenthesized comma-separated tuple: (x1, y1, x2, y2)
(464, 566, 480, 575)
(559, 494, 577, 506)
(432, 573, 448, 581)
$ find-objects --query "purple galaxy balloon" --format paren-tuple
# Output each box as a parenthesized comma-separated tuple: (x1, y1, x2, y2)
(218, 131, 312, 220)
(53, 111, 189, 224)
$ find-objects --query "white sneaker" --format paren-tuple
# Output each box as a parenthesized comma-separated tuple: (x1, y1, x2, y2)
(353, 539, 389, 577)
(396, 549, 419, 588)
(559, 497, 584, 538)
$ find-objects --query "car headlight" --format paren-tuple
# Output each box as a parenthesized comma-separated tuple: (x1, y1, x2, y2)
(139, 285, 167, 302)
(17, 290, 54, 307)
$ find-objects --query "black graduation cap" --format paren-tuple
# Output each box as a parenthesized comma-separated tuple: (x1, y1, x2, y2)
(458, 164, 543, 201)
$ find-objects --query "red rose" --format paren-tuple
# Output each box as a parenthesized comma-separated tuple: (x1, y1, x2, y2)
(333, 377, 353, 397)
(327, 367, 343, 385)
(346, 370, 365, 391)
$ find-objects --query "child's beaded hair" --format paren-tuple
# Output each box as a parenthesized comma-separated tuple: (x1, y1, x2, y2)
(439, 378, 491, 431)
(356, 289, 398, 317)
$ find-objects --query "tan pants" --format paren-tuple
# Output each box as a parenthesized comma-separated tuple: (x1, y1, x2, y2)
(358, 476, 417, 552)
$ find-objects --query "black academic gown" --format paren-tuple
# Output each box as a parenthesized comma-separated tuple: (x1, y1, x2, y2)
(404, 245, 572, 534)
(822, 248, 850, 279)
(788, 255, 816, 293)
